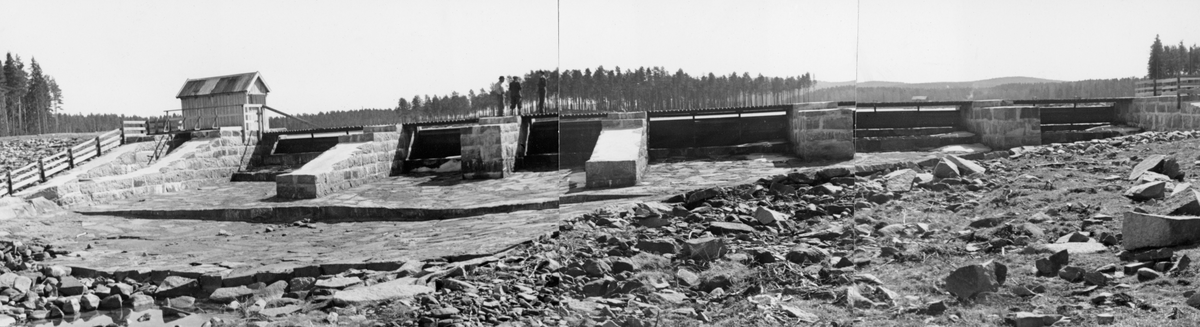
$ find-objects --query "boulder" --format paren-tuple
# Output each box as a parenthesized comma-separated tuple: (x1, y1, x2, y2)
(57, 296, 81, 314)
(933, 159, 960, 179)
(845, 285, 877, 309)
(683, 237, 729, 260)
(754, 207, 787, 224)
(707, 222, 755, 234)
(1168, 190, 1200, 216)
(156, 276, 198, 298)
(288, 277, 316, 292)
(43, 266, 71, 278)
(883, 169, 918, 192)
(675, 268, 700, 286)
(58, 276, 85, 296)
(944, 261, 1007, 300)
(611, 258, 637, 275)
(80, 294, 101, 310)
(635, 239, 678, 255)
(945, 155, 986, 175)
(1122, 211, 1200, 250)
(1129, 155, 1166, 180)
(1129, 155, 1182, 180)
(583, 260, 611, 277)
(130, 294, 154, 308)
(331, 278, 433, 306)
(1058, 266, 1085, 283)
(168, 296, 195, 309)
(785, 245, 829, 264)
(1124, 181, 1167, 201)
(1055, 232, 1092, 243)
(1136, 268, 1163, 281)
(209, 286, 255, 304)
(100, 293, 122, 310)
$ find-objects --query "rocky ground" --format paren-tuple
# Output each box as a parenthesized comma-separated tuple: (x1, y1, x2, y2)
(0, 134, 95, 173)
(6, 130, 1200, 326)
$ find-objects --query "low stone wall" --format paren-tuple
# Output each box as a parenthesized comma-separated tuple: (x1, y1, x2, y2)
(788, 102, 855, 161)
(1121, 95, 1200, 131)
(276, 125, 406, 199)
(28, 129, 255, 206)
(75, 141, 160, 179)
(960, 101, 1041, 150)
(586, 112, 648, 188)
(461, 117, 519, 179)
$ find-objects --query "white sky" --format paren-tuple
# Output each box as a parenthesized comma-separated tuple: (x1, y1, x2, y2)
(3, 1, 1197, 116)
(0, 0, 557, 116)
(858, 0, 1200, 83)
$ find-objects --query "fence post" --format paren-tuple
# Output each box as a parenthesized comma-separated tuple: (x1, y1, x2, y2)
(37, 158, 45, 182)
(5, 171, 11, 195)
(68, 148, 75, 169)
(95, 136, 103, 157)
(120, 127, 126, 145)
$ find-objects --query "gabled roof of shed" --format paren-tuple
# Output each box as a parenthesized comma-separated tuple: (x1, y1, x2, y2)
(176, 72, 269, 98)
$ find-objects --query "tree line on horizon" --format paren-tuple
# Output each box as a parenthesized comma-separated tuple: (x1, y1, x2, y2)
(394, 67, 816, 121)
(1, 53, 63, 137)
(1147, 35, 1200, 79)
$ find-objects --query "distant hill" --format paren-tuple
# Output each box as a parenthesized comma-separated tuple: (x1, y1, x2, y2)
(813, 80, 856, 90)
(855, 77, 1135, 102)
(857, 76, 1063, 89)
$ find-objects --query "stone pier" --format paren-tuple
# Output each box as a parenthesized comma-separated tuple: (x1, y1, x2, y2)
(960, 100, 1041, 150)
(586, 112, 648, 188)
(276, 125, 406, 199)
(461, 117, 520, 179)
(789, 102, 855, 161)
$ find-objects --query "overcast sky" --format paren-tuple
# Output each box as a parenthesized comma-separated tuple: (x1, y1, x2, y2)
(3, 1, 1199, 116)
(858, 0, 1200, 83)
(0, 0, 556, 117)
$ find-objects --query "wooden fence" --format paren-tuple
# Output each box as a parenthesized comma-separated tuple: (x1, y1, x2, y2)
(1135, 77, 1200, 96)
(0, 128, 124, 197)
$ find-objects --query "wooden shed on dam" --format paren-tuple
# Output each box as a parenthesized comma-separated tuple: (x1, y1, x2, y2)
(173, 72, 270, 133)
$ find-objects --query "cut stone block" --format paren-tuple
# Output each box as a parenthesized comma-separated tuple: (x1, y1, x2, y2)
(586, 118, 647, 188)
(276, 128, 404, 199)
(788, 105, 855, 161)
(461, 119, 519, 179)
(1122, 211, 1200, 250)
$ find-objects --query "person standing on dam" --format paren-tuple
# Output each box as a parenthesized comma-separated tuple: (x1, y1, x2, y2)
(537, 71, 548, 114)
(509, 76, 523, 115)
(492, 76, 507, 116)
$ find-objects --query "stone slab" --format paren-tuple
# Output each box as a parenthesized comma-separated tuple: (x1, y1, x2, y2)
(1122, 211, 1200, 250)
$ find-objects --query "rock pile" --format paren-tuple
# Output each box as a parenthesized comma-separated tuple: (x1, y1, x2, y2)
(0, 136, 91, 173)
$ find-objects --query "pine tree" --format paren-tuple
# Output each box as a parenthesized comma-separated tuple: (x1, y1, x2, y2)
(48, 77, 62, 133)
(0, 54, 6, 136)
(1149, 35, 1164, 79)
(24, 58, 50, 134)
(3, 54, 29, 135)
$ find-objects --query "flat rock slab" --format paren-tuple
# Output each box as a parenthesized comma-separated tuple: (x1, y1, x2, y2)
(1026, 242, 1108, 254)
(29, 208, 562, 283)
(74, 170, 568, 221)
(316, 276, 363, 289)
(1123, 211, 1200, 250)
(332, 278, 433, 305)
